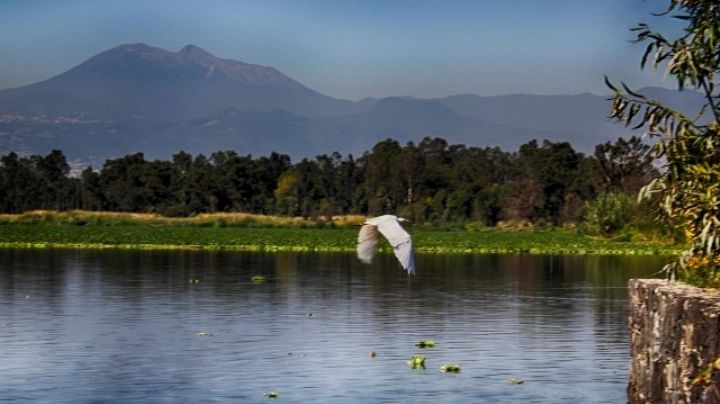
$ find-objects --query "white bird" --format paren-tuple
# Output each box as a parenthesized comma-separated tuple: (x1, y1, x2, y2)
(357, 215, 415, 275)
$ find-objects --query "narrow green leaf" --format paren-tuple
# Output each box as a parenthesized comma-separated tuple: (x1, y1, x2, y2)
(627, 103, 641, 127)
(641, 43, 654, 69)
(604, 75, 618, 92)
(622, 83, 647, 99)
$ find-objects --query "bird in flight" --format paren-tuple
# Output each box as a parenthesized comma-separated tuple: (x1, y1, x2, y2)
(357, 215, 415, 275)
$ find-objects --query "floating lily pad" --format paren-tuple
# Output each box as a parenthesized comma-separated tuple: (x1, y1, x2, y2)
(264, 391, 279, 399)
(415, 340, 435, 348)
(440, 364, 462, 373)
(196, 331, 216, 337)
(251, 275, 267, 283)
(407, 354, 426, 369)
(507, 378, 524, 385)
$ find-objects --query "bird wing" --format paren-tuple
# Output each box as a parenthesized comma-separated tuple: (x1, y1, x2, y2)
(376, 218, 416, 275)
(392, 239, 415, 275)
(357, 224, 379, 264)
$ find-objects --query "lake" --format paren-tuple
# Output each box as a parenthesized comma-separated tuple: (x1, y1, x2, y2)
(0, 249, 665, 403)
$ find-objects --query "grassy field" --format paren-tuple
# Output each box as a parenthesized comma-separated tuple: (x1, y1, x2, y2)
(0, 211, 680, 255)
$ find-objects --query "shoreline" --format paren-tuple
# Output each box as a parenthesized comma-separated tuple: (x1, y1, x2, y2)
(0, 223, 680, 256)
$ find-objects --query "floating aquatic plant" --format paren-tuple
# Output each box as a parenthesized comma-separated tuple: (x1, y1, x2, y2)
(407, 354, 426, 369)
(506, 378, 524, 385)
(264, 392, 279, 399)
(251, 275, 267, 283)
(440, 364, 461, 373)
(415, 340, 435, 348)
(0, 223, 679, 256)
(196, 331, 215, 337)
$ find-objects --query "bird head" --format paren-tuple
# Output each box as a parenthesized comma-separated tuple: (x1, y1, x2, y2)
(398, 217, 410, 224)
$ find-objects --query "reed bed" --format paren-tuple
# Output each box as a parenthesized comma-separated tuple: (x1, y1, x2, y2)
(0, 210, 365, 228)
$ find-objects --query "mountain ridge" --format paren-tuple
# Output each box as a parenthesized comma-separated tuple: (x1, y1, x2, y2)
(0, 43, 707, 164)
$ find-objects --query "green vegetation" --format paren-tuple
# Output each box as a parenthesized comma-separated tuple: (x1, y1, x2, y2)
(0, 221, 678, 255)
(607, 0, 720, 287)
(407, 355, 426, 369)
(581, 193, 632, 236)
(0, 134, 659, 231)
(415, 340, 436, 348)
(440, 364, 462, 373)
(692, 357, 720, 388)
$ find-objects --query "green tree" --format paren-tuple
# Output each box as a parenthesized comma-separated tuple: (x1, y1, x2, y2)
(516, 140, 580, 225)
(0, 153, 29, 212)
(36, 150, 71, 210)
(80, 167, 104, 210)
(606, 0, 720, 285)
(594, 136, 654, 194)
(274, 170, 301, 216)
(254, 152, 291, 213)
(99, 153, 150, 212)
(474, 184, 505, 226)
(337, 154, 362, 214)
(315, 153, 341, 219)
(188, 154, 216, 212)
(362, 139, 404, 214)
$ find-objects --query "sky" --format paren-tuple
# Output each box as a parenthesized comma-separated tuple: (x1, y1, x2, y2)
(0, 0, 684, 100)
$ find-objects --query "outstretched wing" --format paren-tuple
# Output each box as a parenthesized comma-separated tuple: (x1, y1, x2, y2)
(357, 224, 379, 264)
(376, 219, 415, 275)
(392, 239, 415, 275)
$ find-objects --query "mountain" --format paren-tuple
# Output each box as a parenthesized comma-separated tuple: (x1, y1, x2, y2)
(438, 87, 705, 144)
(439, 93, 612, 138)
(312, 97, 578, 153)
(0, 43, 358, 122)
(0, 43, 708, 164)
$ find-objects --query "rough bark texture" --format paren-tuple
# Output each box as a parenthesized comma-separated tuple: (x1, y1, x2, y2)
(628, 279, 720, 403)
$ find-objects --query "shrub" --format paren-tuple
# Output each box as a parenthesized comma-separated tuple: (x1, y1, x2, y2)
(581, 193, 631, 236)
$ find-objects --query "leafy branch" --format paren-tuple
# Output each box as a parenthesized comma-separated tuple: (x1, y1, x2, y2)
(606, 0, 720, 283)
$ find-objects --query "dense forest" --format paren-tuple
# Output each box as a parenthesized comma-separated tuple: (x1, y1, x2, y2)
(0, 136, 656, 230)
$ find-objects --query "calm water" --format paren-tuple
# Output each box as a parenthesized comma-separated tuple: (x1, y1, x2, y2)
(0, 249, 665, 403)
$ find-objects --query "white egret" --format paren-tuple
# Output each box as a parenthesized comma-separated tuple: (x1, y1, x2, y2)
(357, 215, 415, 275)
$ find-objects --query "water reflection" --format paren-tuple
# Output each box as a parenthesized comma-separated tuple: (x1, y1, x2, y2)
(0, 249, 664, 403)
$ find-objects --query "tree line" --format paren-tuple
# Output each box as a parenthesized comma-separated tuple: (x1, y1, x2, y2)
(0, 136, 656, 226)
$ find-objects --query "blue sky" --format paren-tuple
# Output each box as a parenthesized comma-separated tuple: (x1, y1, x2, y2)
(0, 0, 682, 100)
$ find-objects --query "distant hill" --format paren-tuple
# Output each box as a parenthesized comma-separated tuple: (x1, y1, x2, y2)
(0, 43, 707, 164)
(438, 87, 704, 143)
(0, 43, 358, 122)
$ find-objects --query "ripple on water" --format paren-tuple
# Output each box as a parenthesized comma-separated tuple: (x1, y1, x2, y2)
(0, 250, 665, 403)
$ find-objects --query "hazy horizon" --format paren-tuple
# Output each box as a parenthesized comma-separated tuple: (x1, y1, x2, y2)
(0, 0, 683, 100)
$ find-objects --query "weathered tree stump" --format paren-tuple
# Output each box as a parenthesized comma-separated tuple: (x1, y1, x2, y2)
(628, 279, 720, 403)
